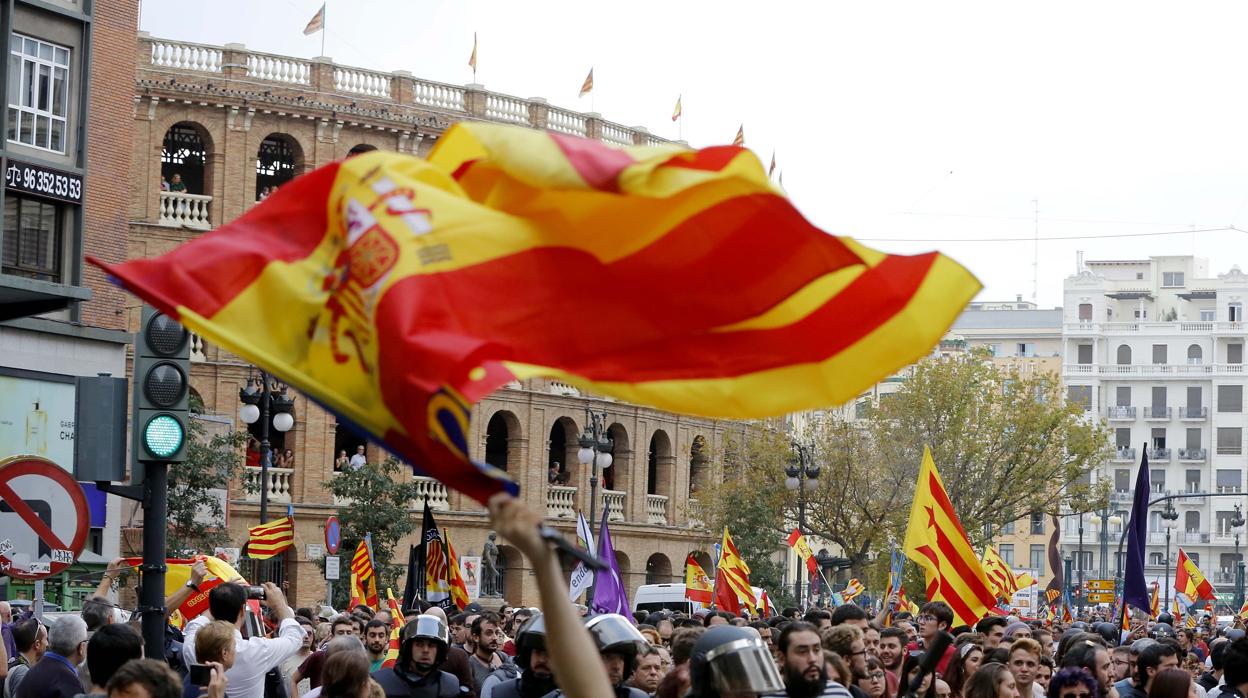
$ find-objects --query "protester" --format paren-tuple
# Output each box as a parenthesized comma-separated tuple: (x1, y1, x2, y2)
(1037, 657, 1054, 694)
(830, 607, 869, 632)
(322, 650, 374, 698)
(1059, 639, 1115, 698)
(107, 658, 197, 698)
(822, 625, 868, 698)
(468, 613, 512, 689)
(365, 620, 392, 673)
(301, 636, 367, 698)
(16, 615, 87, 698)
(187, 620, 237, 698)
(768, 621, 851, 698)
(1213, 637, 1248, 698)
(654, 627, 703, 698)
(945, 640, 986, 698)
(1007, 638, 1045, 698)
(1146, 668, 1195, 698)
(1121, 642, 1180, 698)
(877, 628, 906, 681)
(965, 662, 1020, 698)
(1047, 667, 1099, 698)
(4, 619, 46, 698)
(977, 619, 1009, 651)
(1111, 647, 1134, 684)
(628, 646, 663, 697)
(295, 614, 362, 693)
(898, 652, 936, 698)
(284, 618, 316, 696)
(915, 603, 956, 675)
(77, 624, 143, 698)
(857, 658, 886, 698)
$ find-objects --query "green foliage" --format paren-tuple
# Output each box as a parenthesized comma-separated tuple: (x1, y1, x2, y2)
(166, 414, 247, 555)
(321, 458, 420, 602)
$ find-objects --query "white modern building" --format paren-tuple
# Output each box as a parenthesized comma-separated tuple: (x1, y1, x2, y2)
(1061, 255, 1248, 605)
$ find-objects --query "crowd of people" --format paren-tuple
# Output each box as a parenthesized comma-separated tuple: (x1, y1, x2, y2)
(3, 495, 1248, 698)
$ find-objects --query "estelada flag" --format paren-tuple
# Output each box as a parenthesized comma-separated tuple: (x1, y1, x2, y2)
(122, 555, 244, 620)
(786, 528, 817, 573)
(444, 528, 470, 611)
(903, 447, 997, 627)
(579, 68, 594, 97)
(90, 122, 978, 504)
(245, 516, 294, 560)
(1175, 548, 1217, 601)
(684, 554, 713, 604)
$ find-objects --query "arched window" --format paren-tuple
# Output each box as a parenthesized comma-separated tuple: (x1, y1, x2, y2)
(689, 435, 709, 496)
(161, 122, 210, 195)
(484, 411, 521, 472)
(347, 143, 377, 157)
(255, 133, 302, 200)
(547, 417, 578, 485)
(1116, 345, 1132, 365)
(645, 553, 673, 585)
(648, 430, 673, 497)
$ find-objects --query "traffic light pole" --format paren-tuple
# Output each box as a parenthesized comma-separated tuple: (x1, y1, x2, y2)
(140, 461, 168, 660)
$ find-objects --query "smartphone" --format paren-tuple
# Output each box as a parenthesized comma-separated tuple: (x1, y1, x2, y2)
(246, 585, 266, 600)
(188, 664, 212, 686)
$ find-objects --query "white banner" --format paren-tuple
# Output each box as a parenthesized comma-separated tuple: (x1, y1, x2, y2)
(568, 512, 596, 601)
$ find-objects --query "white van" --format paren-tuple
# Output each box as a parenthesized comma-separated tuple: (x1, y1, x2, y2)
(632, 583, 767, 616)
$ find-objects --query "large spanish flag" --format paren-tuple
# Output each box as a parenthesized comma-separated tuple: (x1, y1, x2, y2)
(91, 123, 979, 504)
(903, 447, 997, 627)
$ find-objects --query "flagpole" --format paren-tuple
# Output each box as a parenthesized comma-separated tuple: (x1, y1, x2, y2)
(320, 3, 326, 57)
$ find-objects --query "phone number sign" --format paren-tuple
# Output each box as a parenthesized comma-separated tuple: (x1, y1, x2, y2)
(3, 157, 83, 204)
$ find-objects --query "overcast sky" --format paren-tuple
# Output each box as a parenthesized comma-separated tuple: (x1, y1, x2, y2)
(140, 1, 1248, 308)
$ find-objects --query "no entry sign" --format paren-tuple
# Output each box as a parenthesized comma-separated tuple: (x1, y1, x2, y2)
(0, 456, 89, 580)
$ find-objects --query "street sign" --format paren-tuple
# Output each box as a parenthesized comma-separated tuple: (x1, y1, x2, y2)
(325, 555, 340, 581)
(0, 455, 89, 580)
(1086, 579, 1115, 591)
(1087, 591, 1116, 604)
(325, 516, 341, 555)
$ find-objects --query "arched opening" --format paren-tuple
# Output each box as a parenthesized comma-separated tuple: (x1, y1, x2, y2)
(689, 435, 709, 497)
(548, 417, 578, 485)
(255, 133, 303, 200)
(602, 423, 630, 492)
(347, 143, 377, 157)
(1188, 344, 1203, 365)
(614, 551, 632, 596)
(648, 430, 673, 497)
(689, 550, 713, 574)
(484, 412, 519, 472)
(645, 553, 673, 585)
(497, 545, 523, 604)
(1116, 345, 1132, 365)
(334, 421, 367, 471)
(161, 122, 210, 195)
(188, 386, 205, 414)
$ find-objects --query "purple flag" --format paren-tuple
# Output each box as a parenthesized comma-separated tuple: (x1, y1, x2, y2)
(591, 507, 630, 616)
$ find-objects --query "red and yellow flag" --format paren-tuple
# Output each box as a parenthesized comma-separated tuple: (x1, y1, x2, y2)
(351, 540, 379, 609)
(843, 578, 865, 601)
(981, 546, 1021, 600)
(246, 516, 295, 560)
(787, 529, 817, 574)
(903, 447, 997, 627)
(380, 589, 405, 669)
(1175, 548, 1217, 601)
(444, 529, 470, 611)
(1150, 580, 1160, 619)
(671, 95, 682, 122)
(91, 123, 978, 504)
(579, 68, 594, 97)
(468, 32, 478, 73)
(714, 527, 756, 615)
(732, 124, 744, 146)
(122, 555, 244, 621)
(684, 554, 713, 604)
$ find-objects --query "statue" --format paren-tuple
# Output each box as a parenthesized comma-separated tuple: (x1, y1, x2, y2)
(481, 531, 501, 597)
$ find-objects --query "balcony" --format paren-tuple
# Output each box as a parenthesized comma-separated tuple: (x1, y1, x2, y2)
(1062, 363, 1247, 378)
(158, 191, 213, 230)
(1113, 447, 1137, 462)
(1063, 321, 1220, 335)
(546, 485, 576, 519)
(1178, 448, 1207, 462)
(1217, 446, 1243, 456)
(411, 477, 449, 511)
(646, 494, 668, 525)
(1106, 406, 1136, 420)
(242, 466, 294, 503)
(1149, 448, 1171, 461)
(1144, 406, 1172, 420)
(601, 490, 626, 522)
(688, 498, 704, 528)
(1179, 406, 1208, 420)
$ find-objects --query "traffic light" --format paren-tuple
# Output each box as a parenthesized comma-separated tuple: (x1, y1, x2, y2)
(131, 305, 190, 482)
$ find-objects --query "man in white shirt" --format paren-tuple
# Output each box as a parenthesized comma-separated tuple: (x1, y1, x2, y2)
(183, 582, 305, 698)
(349, 446, 368, 469)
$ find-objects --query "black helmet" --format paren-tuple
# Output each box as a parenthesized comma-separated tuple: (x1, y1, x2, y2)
(515, 613, 547, 673)
(1092, 622, 1119, 647)
(1069, 621, 1089, 631)
(1157, 613, 1175, 626)
(689, 625, 784, 698)
(1149, 622, 1176, 640)
(1227, 628, 1246, 641)
(586, 614, 648, 683)
(400, 616, 449, 670)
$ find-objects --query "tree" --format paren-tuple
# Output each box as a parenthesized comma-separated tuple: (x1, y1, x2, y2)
(322, 458, 420, 602)
(165, 411, 248, 556)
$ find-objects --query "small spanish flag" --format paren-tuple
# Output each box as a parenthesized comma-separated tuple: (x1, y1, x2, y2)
(246, 516, 294, 559)
(468, 33, 478, 74)
(579, 68, 594, 97)
(671, 95, 682, 122)
(733, 124, 744, 146)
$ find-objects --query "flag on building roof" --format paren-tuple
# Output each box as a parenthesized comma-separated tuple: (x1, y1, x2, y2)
(245, 516, 294, 560)
(787, 528, 817, 574)
(351, 539, 379, 609)
(303, 3, 325, 35)
(733, 124, 744, 146)
(715, 527, 756, 615)
(685, 554, 713, 604)
(903, 447, 997, 627)
(591, 509, 630, 615)
(444, 528, 470, 611)
(1175, 548, 1217, 601)
(468, 32, 478, 74)
(90, 123, 979, 505)
(1121, 448, 1151, 617)
(579, 68, 594, 97)
(671, 95, 682, 122)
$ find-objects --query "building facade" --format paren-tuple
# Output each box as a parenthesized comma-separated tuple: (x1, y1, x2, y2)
(127, 35, 722, 607)
(0, 0, 139, 607)
(1061, 255, 1248, 607)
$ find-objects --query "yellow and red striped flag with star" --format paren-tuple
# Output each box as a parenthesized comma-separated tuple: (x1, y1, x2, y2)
(1238, 600, 1248, 620)
(444, 528, 470, 611)
(714, 527, 756, 615)
(351, 539, 379, 609)
(91, 123, 978, 505)
(981, 546, 1019, 600)
(904, 447, 997, 627)
(380, 589, 404, 669)
(246, 516, 294, 560)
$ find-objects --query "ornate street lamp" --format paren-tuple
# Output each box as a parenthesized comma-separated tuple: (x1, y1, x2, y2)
(1161, 503, 1179, 608)
(577, 406, 613, 598)
(239, 369, 295, 580)
(787, 441, 820, 608)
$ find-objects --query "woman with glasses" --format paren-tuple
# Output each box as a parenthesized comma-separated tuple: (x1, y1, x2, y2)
(963, 662, 1020, 698)
(1046, 667, 1099, 698)
(857, 657, 888, 698)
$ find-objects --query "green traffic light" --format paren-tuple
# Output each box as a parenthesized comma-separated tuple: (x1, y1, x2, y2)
(143, 414, 185, 459)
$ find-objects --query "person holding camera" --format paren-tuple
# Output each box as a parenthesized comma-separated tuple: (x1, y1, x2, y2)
(182, 582, 306, 698)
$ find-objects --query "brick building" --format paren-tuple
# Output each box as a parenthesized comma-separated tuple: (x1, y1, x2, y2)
(0, 0, 139, 607)
(128, 35, 725, 607)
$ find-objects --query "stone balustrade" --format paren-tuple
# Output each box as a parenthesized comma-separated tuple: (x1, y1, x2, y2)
(140, 34, 674, 149)
(688, 498, 704, 528)
(547, 485, 577, 518)
(243, 466, 294, 503)
(412, 476, 450, 511)
(602, 489, 626, 522)
(646, 494, 668, 525)
(158, 191, 212, 230)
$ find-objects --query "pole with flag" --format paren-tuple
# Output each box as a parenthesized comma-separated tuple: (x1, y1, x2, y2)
(672, 95, 682, 140)
(590, 508, 629, 615)
(579, 68, 594, 113)
(469, 32, 478, 82)
(417, 501, 453, 609)
(1120, 445, 1152, 630)
(304, 3, 326, 57)
(769, 151, 777, 179)
(733, 125, 745, 147)
(569, 511, 595, 602)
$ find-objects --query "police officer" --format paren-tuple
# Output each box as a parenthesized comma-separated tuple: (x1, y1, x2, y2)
(481, 614, 554, 698)
(688, 625, 785, 698)
(372, 616, 463, 698)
